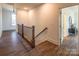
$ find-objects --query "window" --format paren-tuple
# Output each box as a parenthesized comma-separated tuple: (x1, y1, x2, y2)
(12, 13, 16, 26)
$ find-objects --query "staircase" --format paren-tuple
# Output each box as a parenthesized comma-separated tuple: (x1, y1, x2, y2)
(17, 24, 70, 56)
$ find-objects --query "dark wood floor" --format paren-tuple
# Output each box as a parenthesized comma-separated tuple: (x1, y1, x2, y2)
(0, 30, 32, 56)
(0, 30, 60, 56)
(0, 30, 78, 56)
(24, 41, 59, 56)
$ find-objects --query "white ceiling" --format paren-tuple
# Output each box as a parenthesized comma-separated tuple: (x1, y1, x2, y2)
(58, 3, 79, 9)
(2, 3, 79, 11)
(8, 3, 43, 10)
(12, 3, 79, 10)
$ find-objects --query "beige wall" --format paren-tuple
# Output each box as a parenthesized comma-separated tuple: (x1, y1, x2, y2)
(30, 4, 60, 45)
(16, 3, 79, 45)
(16, 10, 29, 25)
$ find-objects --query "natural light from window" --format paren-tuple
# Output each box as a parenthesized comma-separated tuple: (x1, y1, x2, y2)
(12, 13, 16, 26)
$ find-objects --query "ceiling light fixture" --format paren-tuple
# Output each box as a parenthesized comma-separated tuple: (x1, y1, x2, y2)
(24, 7, 28, 10)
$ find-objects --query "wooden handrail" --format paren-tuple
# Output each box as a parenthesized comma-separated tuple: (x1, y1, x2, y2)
(35, 27, 48, 38)
(24, 26, 32, 29)
(17, 24, 35, 48)
(17, 24, 48, 48)
(18, 24, 22, 26)
(18, 24, 32, 29)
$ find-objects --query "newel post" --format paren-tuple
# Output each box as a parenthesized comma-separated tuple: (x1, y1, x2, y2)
(17, 24, 19, 34)
(32, 25, 35, 48)
(22, 24, 24, 38)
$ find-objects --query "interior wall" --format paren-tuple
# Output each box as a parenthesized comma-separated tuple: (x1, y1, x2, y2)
(0, 5, 2, 38)
(16, 3, 79, 45)
(2, 8, 16, 31)
(29, 4, 62, 45)
(16, 10, 31, 26)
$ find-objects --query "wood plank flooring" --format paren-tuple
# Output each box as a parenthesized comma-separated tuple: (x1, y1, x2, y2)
(24, 41, 59, 56)
(0, 30, 78, 56)
(62, 34, 79, 56)
(24, 41, 71, 56)
(0, 30, 32, 56)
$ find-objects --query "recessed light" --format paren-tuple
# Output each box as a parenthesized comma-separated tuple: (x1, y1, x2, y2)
(24, 7, 28, 10)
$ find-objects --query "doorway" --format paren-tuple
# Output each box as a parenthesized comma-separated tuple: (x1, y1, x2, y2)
(60, 5, 79, 55)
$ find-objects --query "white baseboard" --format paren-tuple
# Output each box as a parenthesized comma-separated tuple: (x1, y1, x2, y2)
(47, 39, 60, 46)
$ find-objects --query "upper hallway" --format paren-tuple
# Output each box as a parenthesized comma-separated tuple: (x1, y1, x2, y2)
(0, 3, 79, 56)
